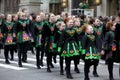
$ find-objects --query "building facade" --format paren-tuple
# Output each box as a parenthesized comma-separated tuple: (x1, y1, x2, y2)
(40, 0, 61, 14)
(0, 0, 20, 14)
(0, 0, 120, 16)
(96, 0, 120, 17)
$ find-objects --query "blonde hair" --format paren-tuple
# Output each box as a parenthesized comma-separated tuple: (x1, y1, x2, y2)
(74, 18, 80, 23)
(17, 12, 25, 18)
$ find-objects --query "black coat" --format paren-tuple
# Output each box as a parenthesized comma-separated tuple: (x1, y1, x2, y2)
(104, 31, 117, 60)
(3, 21, 16, 45)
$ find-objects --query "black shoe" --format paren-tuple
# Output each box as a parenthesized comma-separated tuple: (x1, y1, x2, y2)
(47, 68, 51, 72)
(19, 63, 23, 67)
(93, 72, 99, 77)
(15, 49, 17, 53)
(60, 70, 64, 75)
(74, 68, 80, 73)
(109, 77, 114, 80)
(67, 74, 73, 79)
(22, 60, 27, 63)
(50, 63, 54, 68)
(40, 62, 44, 66)
(37, 65, 41, 69)
(5, 60, 10, 64)
(10, 58, 14, 61)
(53, 58, 57, 64)
(84, 77, 90, 80)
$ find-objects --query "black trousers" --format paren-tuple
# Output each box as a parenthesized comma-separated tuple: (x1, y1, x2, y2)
(59, 54, 64, 72)
(65, 56, 79, 76)
(18, 42, 28, 65)
(35, 47, 42, 66)
(65, 57, 72, 75)
(74, 55, 80, 67)
(106, 58, 114, 78)
(84, 59, 99, 78)
(46, 52, 52, 69)
(40, 40, 45, 64)
(4, 45, 14, 61)
(45, 40, 53, 69)
(36, 47, 40, 66)
(93, 60, 99, 73)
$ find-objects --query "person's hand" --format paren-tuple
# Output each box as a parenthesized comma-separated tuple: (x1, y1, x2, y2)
(100, 50, 104, 55)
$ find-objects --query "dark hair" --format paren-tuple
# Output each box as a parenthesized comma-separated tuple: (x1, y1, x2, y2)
(89, 18, 94, 24)
(106, 22, 113, 30)
(80, 15, 86, 20)
(22, 8, 27, 12)
(118, 12, 120, 18)
(112, 16, 116, 22)
(30, 13, 36, 20)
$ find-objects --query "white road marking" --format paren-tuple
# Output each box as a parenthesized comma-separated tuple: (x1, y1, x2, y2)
(0, 55, 119, 70)
(0, 59, 27, 70)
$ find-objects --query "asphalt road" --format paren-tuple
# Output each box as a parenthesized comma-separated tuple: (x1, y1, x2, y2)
(0, 49, 120, 80)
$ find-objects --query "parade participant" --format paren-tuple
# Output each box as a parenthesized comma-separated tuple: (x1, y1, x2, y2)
(0, 14, 4, 52)
(12, 14, 19, 54)
(104, 22, 116, 80)
(37, 12, 49, 66)
(28, 14, 36, 55)
(16, 12, 30, 67)
(82, 24, 101, 80)
(80, 15, 87, 26)
(1, 13, 6, 21)
(52, 15, 58, 64)
(3, 14, 16, 63)
(55, 21, 66, 75)
(92, 18, 104, 77)
(115, 13, 120, 62)
(34, 15, 44, 69)
(114, 13, 120, 77)
(58, 18, 80, 79)
(22, 8, 35, 56)
(73, 18, 85, 73)
(44, 13, 57, 72)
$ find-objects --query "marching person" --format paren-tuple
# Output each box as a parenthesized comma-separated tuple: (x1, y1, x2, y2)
(104, 22, 117, 80)
(81, 24, 102, 80)
(58, 18, 80, 79)
(12, 14, 19, 54)
(55, 21, 66, 75)
(44, 13, 58, 72)
(0, 14, 4, 53)
(92, 18, 105, 77)
(73, 18, 84, 73)
(16, 12, 30, 67)
(3, 14, 16, 63)
(34, 15, 44, 69)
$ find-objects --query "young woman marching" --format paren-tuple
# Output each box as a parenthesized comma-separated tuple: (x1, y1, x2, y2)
(3, 14, 16, 64)
(44, 13, 58, 72)
(12, 14, 19, 55)
(16, 12, 30, 67)
(104, 22, 116, 80)
(58, 18, 80, 79)
(73, 18, 85, 73)
(34, 15, 44, 69)
(81, 24, 101, 80)
(92, 18, 105, 77)
(55, 21, 66, 75)
(0, 15, 4, 52)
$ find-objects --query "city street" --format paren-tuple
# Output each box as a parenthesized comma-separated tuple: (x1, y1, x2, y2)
(0, 49, 120, 80)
